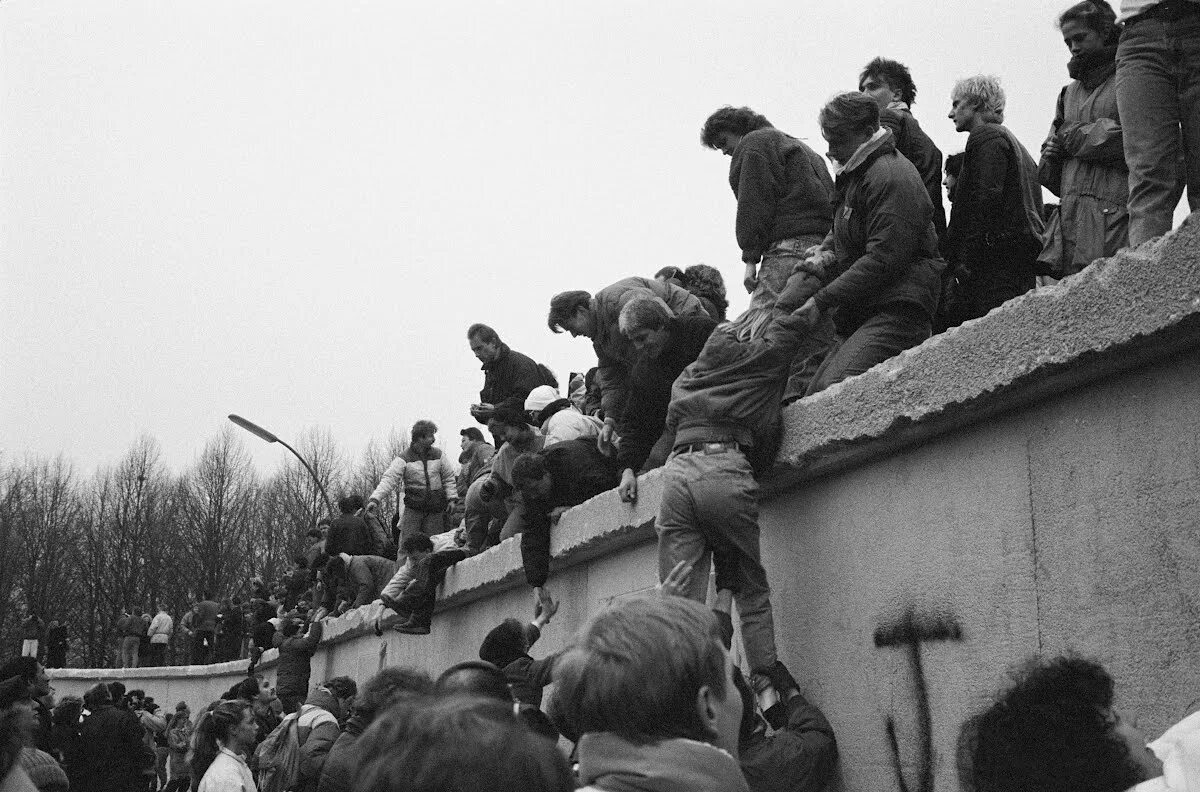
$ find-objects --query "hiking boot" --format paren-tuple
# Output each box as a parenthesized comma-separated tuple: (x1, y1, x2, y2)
(394, 622, 430, 635)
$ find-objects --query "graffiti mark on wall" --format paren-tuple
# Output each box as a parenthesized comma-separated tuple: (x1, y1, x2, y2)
(873, 608, 964, 792)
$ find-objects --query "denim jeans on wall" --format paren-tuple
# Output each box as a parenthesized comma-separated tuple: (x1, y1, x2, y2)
(1116, 13, 1200, 245)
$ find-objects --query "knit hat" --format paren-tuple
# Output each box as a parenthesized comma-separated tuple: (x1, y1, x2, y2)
(524, 386, 561, 413)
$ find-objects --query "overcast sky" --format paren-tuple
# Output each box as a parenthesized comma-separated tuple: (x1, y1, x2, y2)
(0, 0, 1178, 476)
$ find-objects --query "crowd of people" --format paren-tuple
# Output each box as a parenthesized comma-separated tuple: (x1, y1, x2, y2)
(5, 0, 1198, 787)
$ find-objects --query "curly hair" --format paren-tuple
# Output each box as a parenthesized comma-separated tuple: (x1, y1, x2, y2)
(683, 264, 729, 321)
(411, 419, 438, 442)
(859, 56, 918, 105)
(700, 106, 773, 149)
(962, 655, 1150, 792)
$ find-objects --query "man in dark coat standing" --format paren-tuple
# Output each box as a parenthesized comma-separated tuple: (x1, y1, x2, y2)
(73, 682, 150, 792)
(467, 323, 553, 435)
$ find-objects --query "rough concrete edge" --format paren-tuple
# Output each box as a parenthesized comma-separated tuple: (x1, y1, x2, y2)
(62, 219, 1199, 673)
(50, 658, 250, 681)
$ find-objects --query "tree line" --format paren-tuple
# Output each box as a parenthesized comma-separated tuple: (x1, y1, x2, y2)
(0, 425, 409, 667)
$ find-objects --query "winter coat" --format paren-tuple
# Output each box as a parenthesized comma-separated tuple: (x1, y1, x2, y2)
(72, 704, 150, 792)
(456, 441, 495, 498)
(947, 122, 1045, 257)
(324, 515, 374, 558)
(591, 277, 705, 420)
(275, 621, 323, 698)
(666, 306, 819, 473)
(1038, 49, 1127, 274)
(347, 555, 397, 609)
(194, 601, 220, 633)
(614, 314, 718, 474)
(147, 612, 173, 645)
(370, 447, 456, 508)
(296, 688, 342, 792)
(879, 104, 947, 242)
(727, 127, 835, 263)
(479, 621, 559, 709)
(535, 401, 603, 447)
(478, 344, 553, 418)
(315, 714, 365, 792)
(813, 129, 945, 334)
(519, 439, 620, 587)
(740, 694, 838, 792)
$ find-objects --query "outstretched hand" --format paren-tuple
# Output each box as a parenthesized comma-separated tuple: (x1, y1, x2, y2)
(617, 469, 638, 503)
(656, 560, 693, 598)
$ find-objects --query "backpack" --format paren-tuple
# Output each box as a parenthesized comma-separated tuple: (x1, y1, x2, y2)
(254, 712, 301, 792)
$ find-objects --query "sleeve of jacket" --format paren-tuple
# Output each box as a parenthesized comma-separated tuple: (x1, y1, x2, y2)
(965, 136, 1010, 214)
(300, 720, 340, 780)
(1063, 117, 1124, 167)
(595, 342, 630, 422)
(1038, 87, 1067, 196)
(614, 370, 663, 474)
(739, 693, 839, 792)
(526, 650, 563, 690)
(493, 355, 547, 415)
(813, 173, 929, 314)
(302, 620, 324, 650)
(370, 457, 406, 503)
(733, 146, 778, 264)
(351, 562, 375, 609)
(439, 455, 457, 499)
(521, 505, 552, 588)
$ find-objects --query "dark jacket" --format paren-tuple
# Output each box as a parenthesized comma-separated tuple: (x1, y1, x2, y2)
(457, 440, 495, 498)
(615, 314, 718, 474)
(813, 130, 945, 334)
(276, 621, 324, 698)
(72, 704, 150, 792)
(316, 714, 366, 792)
(324, 514, 374, 558)
(666, 304, 818, 472)
(479, 622, 560, 709)
(947, 122, 1045, 256)
(347, 555, 397, 609)
(728, 127, 835, 264)
(297, 687, 343, 792)
(740, 694, 838, 792)
(193, 600, 220, 633)
(591, 277, 705, 420)
(478, 344, 551, 419)
(879, 105, 947, 243)
(520, 439, 620, 587)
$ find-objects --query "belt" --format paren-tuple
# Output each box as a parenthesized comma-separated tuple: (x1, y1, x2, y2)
(672, 441, 743, 456)
(1129, 0, 1200, 24)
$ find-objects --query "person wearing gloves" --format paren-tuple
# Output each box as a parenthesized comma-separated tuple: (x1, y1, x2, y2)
(523, 385, 603, 448)
(366, 420, 457, 565)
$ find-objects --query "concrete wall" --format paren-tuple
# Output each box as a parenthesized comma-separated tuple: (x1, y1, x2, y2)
(52, 217, 1200, 792)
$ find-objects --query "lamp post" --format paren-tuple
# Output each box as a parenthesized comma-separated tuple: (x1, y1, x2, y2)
(228, 414, 333, 515)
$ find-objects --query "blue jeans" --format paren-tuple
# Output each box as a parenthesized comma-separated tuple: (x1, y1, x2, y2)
(1116, 13, 1200, 245)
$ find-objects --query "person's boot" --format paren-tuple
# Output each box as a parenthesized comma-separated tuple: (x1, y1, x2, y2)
(394, 616, 431, 635)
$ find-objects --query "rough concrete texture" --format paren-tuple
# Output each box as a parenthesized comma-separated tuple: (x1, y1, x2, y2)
(51, 221, 1200, 791)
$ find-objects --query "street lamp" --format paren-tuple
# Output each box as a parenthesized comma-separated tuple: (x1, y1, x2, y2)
(228, 414, 333, 514)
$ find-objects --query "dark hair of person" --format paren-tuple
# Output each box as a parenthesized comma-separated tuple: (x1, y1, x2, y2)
(548, 595, 727, 745)
(0, 704, 23, 780)
(354, 668, 433, 722)
(818, 91, 882, 138)
(683, 264, 729, 320)
(510, 453, 547, 488)
(945, 152, 965, 178)
(338, 494, 365, 514)
(306, 527, 324, 540)
(189, 699, 252, 786)
(411, 419, 438, 442)
(108, 681, 126, 704)
(700, 106, 773, 149)
(547, 291, 592, 333)
(324, 676, 358, 700)
(655, 265, 685, 283)
(963, 655, 1148, 792)
(490, 405, 530, 430)
(354, 695, 575, 792)
(235, 677, 261, 701)
(1058, 0, 1119, 42)
(280, 618, 301, 638)
(316, 517, 332, 529)
(460, 427, 485, 443)
(479, 619, 530, 669)
(325, 555, 347, 578)
(435, 661, 513, 703)
(466, 323, 502, 345)
(83, 682, 112, 710)
(401, 534, 434, 554)
(0, 657, 38, 686)
(859, 56, 918, 105)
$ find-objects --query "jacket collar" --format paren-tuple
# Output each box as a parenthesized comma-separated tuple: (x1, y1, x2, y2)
(577, 732, 750, 792)
(535, 399, 574, 426)
(480, 343, 512, 371)
(835, 127, 893, 178)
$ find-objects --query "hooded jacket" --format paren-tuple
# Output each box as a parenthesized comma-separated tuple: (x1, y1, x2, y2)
(947, 122, 1045, 256)
(296, 687, 343, 792)
(740, 694, 838, 792)
(614, 314, 718, 474)
(812, 129, 945, 333)
(519, 439, 620, 587)
(370, 447, 456, 507)
(576, 732, 751, 792)
(478, 344, 552, 420)
(728, 127, 835, 264)
(590, 277, 706, 421)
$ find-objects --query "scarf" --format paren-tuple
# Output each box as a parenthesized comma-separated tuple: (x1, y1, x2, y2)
(1067, 44, 1118, 90)
(832, 127, 890, 176)
(577, 732, 750, 792)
